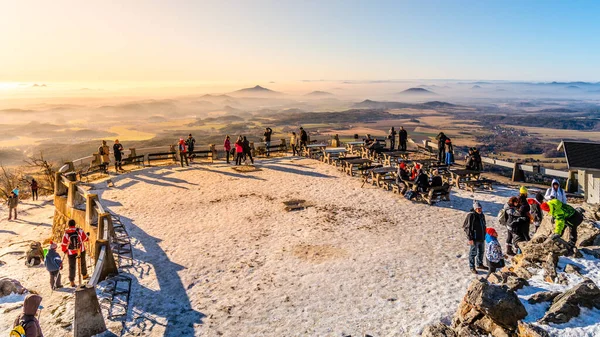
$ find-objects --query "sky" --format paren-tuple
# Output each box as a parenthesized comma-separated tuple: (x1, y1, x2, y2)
(1, 0, 600, 84)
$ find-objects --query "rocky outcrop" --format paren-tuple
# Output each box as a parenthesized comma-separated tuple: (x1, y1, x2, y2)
(527, 291, 561, 304)
(575, 221, 600, 247)
(0, 277, 27, 297)
(540, 278, 600, 324)
(421, 323, 456, 337)
(517, 322, 550, 337)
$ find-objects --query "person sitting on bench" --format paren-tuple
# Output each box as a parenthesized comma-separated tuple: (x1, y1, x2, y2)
(430, 169, 443, 188)
(415, 169, 430, 193)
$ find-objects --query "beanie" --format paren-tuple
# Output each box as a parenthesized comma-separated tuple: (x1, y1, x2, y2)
(486, 228, 497, 237)
(519, 186, 528, 195)
(540, 202, 550, 212)
(473, 200, 482, 209)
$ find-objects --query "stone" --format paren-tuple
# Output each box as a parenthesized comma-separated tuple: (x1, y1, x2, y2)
(0, 277, 27, 297)
(542, 253, 558, 283)
(520, 240, 569, 264)
(564, 264, 581, 275)
(540, 278, 600, 324)
(472, 315, 512, 337)
(517, 321, 550, 337)
(506, 276, 529, 291)
(575, 221, 600, 247)
(453, 324, 483, 337)
(421, 323, 457, 337)
(513, 266, 533, 280)
(527, 291, 561, 304)
(580, 246, 600, 258)
(556, 274, 569, 285)
(455, 278, 527, 331)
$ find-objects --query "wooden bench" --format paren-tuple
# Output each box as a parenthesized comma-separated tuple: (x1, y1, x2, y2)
(370, 167, 397, 188)
(463, 178, 494, 192)
(147, 151, 176, 165)
(188, 150, 215, 162)
(257, 143, 287, 156)
(322, 148, 347, 165)
(449, 169, 482, 189)
(418, 184, 452, 205)
(121, 155, 145, 167)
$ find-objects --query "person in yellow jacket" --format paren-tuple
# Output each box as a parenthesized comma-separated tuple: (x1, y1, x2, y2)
(540, 198, 584, 246)
(98, 140, 110, 173)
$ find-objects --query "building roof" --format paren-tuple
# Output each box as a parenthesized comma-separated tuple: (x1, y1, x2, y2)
(558, 140, 600, 171)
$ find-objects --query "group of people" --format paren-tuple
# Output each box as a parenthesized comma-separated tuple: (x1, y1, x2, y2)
(464, 180, 583, 275)
(388, 126, 409, 151)
(177, 134, 197, 167)
(98, 139, 125, 172)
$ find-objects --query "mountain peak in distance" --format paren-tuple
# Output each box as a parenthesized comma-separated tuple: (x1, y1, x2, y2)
(398, 87, 437, 95)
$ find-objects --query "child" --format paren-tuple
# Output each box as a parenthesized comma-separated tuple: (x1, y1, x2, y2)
(485, 228, 505, 278)
(44, 241, 63, 290)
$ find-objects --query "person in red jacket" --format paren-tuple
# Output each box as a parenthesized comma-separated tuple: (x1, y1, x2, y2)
(224, 135, 232, 164)
(234, 136, 244, 165)
(61, 219, 89, 287)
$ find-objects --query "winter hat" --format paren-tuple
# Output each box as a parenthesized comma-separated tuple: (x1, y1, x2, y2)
(415, 164, 421, 169)
(473, 200, 482, 209)
(519, 186, 528, 195)
(540, 202, 550, 212)
(68, 219, 76, 227)
(486, 228, 498, 237)
(399, 162, 406, 169)
(49, 241, 57, 250)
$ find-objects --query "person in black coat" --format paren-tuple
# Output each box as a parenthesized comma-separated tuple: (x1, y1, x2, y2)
(299, 127, 308, 151)
(242, 136, 254, 164)
(113, 139, 124, 172)
(436, 132, 448, 163)
(463, 200, 488, 274)
(399, 126, 408, 151)
(415, 170, 430, 192)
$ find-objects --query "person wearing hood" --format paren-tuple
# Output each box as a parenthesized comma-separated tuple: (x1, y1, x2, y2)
(541, 199, 583, 246)
(12, 294, 44, 337)
(44, 241, 63, 290)
(177, 138, 189, 167)
(463, 200, 488, 274)
(545, 179, 567, 204)
(484, 228, 505, 277)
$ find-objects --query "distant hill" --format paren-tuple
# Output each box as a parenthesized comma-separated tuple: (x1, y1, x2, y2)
(516, 102, 536, 108)
(566, 85, 581, 90)
(398, 88, 437, 95)
(536, 108, 578, 113)
(352, 100, 455, 110)
(231, 85, 280, 96)
(422, 101, 456, 108)
(304, 91, 334, 97)
(471, 85, 482, 89)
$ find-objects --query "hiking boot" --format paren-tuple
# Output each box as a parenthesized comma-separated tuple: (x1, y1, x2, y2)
(506, 245, 515, 256)
(82, 274, 90, 280)
(70, 281, 76, 287)
(470, 268, 477, 275)
(477, 264, 489, 271)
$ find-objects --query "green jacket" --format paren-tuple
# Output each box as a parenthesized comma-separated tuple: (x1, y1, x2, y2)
(547, 198, 576, 235)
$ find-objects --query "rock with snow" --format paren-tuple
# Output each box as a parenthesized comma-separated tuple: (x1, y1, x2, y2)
(517, 321, 550, 337)
(520, 239, 570, 264)
(487, 271, 529, 291)
(564, 263, 581, 275)
(453, 278, 527, 333)
(540, 278, 600, 324)
(421, 323, 456, 337)
(527, 291, 561, 304)
(575, 221, 600, 247)
(542, 253, 558, 283)
(0, 277, 27, 297)
(580, 246, 600, 258)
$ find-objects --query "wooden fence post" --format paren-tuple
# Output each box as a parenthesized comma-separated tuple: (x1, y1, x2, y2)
(95, 239, 118, 280)
(85, 194, 98, 227)
(512, 162, 525, 182)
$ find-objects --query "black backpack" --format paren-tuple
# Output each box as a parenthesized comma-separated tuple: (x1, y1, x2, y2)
(67, 230, 81, 251)
(98, 146, 104, 155)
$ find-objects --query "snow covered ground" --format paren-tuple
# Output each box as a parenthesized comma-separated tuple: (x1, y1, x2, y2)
(1, 156, 599, 336)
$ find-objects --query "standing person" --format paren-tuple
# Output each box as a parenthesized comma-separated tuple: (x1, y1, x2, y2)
(235, 136, 244, 165)
(388, 127, 396, 150)
(99, 140, 110, 172)
(299, 127, 308, 152)
(242, 136, 254, 164)
(463, 200, 488, 274)
(61, 219, 89, 287)
(11, 294, 44, 337)
(484, 228, 505, 278)
(224, 135, 232, 164)
(506, 196, 530, 254)
(445, 139, 455, 165)
(30, 179, 39, 201)
(399, 126, 408, 151)
(435, 132, 448, 163)
(263, 127, 273, 157)
(499, 197, 519, 256)
(472, 148, 483, 171)
(186, 134, 196, 162)
(113, 139, 124, 172)
(7, 191, 18, 220)
(528, 192, 545, 233)
(44, 241, 63, 290)
(545, 179, 567, 204)
(290, 132, 298, 156)
(541, 199, 584, 247)
(177, 138, 189, 167)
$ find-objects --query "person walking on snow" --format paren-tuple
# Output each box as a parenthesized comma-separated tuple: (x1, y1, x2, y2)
(30, 179, 39, 201)
(545, 179, 567, 204)
(484, 228, 505, 278)
(61, 219, 89, 287)
(7, 190, 18, 220)
(388, 127, 396, 150)
(463, 200, 488, 274)
(113, 139, 124, 172)
(44, 241, 63, 290)
(242, 136, 254, 164)
(186, 134, 196, 162)
(541, 199, 584, 247)
(12, 294, 44, 337)
(299, 127, 308, 152)
(399, 126, 408, 151)
(263, 127, 273, 157)
(235, 136, 244, 166)
(178, 138, 189, 167)
(224, 135, 232, 164)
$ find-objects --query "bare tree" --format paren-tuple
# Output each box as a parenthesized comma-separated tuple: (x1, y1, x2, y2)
(23, 152, 57, 195)
(0, 165, 22, 201)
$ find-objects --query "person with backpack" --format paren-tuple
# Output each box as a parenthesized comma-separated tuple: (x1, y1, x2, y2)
(186, 134, 196, 162)
(528, 192, 545, 233)
(263, 127, 273, 157)
(388, 127, 396, 150)
(545, 179, 567, 204)
(463, 200, 487, 274)
(11, 294, 44, 337)
(224, 135, 232, 164)
(99, 140, 110, 173)
(290, 132, 298, 156)
(30, 179, 39, 201)
(498, 197, 519, 256)
(399, 126, 408, 151)
(541, 198, 584, 247)
(235, 136, 244, 166)
(7, 190, 18, 221)
(113, 139, 124, 172)
(44, 241, 63, 290)
(242, 136, 254, 164)
(61, 219, 89, 287)
(177, 138, 189, 167)
(435, 132, 448, 163)
(506, 196, 530, 254)
(484, 228, 505, 278)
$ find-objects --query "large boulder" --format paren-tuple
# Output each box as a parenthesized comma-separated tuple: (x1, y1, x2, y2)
(520, 239, 570, 264)
(540, 278, 600, 324)
(0, 277, 27, 297)
(454, 278, 527, 332)
(527, 291, 561, 304)
(517, 322, 550, 337)
(542, 253, 558, 283)
(575, 221, 600, 247)
(421, 323, 457, 337)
